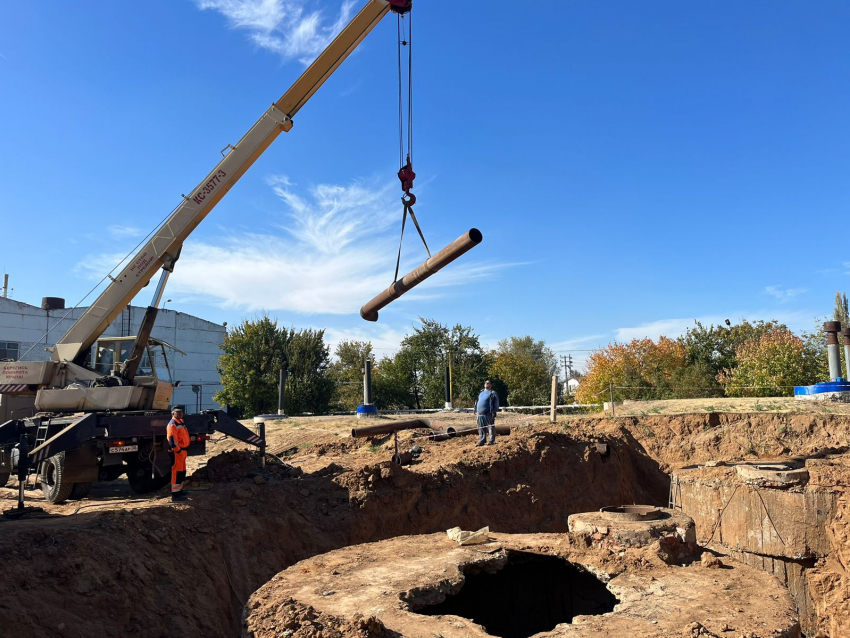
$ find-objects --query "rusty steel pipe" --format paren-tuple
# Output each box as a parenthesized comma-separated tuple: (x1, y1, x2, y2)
(453, 425, 511, 437)
(351, 419, 434, 438)
(391, 451, 414, 466)
(360, 229, 483, 322)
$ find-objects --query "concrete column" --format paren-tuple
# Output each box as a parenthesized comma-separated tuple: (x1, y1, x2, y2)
(550, 375, 558, 423)
(278, 368, 288, 416)
(842, 329, 850, 381)
(825, 322, 842, 381)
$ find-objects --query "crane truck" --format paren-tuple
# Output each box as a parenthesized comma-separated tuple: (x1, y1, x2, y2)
(0, 0, 414, 504)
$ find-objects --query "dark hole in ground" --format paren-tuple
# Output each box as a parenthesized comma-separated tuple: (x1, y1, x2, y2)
(415, 552, 618, 638)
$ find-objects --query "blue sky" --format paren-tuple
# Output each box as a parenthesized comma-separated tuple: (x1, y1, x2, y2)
(2, 0, 849, 369)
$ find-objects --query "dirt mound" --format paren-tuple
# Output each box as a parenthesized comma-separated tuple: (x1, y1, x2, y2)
(192, 449, 301, 482)
(244, 598, 390, 638)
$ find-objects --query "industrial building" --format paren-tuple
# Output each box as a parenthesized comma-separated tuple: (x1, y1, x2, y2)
(0, 295, 225, 413)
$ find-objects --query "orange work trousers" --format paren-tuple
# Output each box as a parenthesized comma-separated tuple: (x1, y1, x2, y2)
(171, 450, 187, 493)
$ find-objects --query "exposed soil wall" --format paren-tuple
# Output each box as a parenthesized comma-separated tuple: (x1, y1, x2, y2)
(0, 426, 667, 638)
(625, 412, 850, 638)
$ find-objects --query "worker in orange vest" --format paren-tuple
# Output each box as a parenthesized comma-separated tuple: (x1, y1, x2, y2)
(167, 406, 190, 501)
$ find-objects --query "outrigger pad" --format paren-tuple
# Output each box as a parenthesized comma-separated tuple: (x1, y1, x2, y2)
(209, 411, 263, 447)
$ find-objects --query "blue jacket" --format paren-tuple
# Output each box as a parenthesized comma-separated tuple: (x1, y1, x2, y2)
(476, 389, 499, 415)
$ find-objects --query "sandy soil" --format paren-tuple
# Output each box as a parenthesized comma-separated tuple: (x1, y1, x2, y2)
(245, 532, 801, 638)
(1, 408, 849, 637)
(613, 396, 850, 417)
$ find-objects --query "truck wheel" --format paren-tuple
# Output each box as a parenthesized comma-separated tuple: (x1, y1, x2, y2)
(69, 482, 93, 500)
(0, 471, 10, 488)
(126, 462, 170, 494)
(41, 453, 74, 504)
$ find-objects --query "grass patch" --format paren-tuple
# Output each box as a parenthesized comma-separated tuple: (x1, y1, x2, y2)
(368, 444, 383, 453)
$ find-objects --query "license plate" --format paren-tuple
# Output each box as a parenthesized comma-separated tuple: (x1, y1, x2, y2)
(109, 445, 138, 454)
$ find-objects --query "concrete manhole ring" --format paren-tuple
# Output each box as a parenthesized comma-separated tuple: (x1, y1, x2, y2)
(735, 463, 809, 487)
(598, 505, 664, 521)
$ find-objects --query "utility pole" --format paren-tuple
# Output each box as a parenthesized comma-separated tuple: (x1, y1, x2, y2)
(561, 354, 573, 396)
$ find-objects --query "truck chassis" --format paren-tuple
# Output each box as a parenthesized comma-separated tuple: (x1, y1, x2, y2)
(0, 410, 262, 504)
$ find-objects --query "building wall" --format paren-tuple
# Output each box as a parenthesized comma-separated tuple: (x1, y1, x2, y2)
(0, 297, 225, 413)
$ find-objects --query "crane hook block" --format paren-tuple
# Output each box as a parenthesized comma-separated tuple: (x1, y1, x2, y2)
(388, 0, 412, 15)
(398, 161, 416, 194)
(360, 228, 483, 322)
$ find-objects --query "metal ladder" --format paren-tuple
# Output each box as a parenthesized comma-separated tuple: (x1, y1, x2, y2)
(24, 422, 50, 490)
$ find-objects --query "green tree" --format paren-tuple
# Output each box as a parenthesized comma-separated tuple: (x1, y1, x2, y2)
(718, 327, 818, 397)
(214, 316, 288, 417)
(284, 328, 335, 415)
(375, 318, 489, 409)
(834, 292, 849, 327)
(496, 336, 559, 377)
(329, 340, 373, 411)
(801, 318, 831, 384)
(214, 318, 334, 417)
(490, 350, 551, 406)
(373, 352, 417, 409)
(680, 319, 786, 381)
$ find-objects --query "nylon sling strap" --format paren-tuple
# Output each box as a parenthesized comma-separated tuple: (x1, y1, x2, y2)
(393, 199, 431, 282)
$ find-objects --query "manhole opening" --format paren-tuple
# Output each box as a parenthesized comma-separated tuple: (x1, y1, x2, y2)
(414, 552, 618, 638)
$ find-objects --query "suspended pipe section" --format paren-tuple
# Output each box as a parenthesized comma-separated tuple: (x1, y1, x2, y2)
(360, 229, 483, 322)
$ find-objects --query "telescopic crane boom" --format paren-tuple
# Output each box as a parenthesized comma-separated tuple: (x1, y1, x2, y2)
(55, 0, 411, 367)
(0, 0, 412, 413)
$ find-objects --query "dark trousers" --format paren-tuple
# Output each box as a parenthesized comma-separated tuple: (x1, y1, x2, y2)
(477, 414, 496, 444)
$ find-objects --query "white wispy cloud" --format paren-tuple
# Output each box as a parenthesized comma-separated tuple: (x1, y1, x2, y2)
(549, 335, 606, 352)
(76, 176, 510, 317)
(765, 285, 806, 302)
(196, 0, 355, 63)
(107, 224, 142, 240)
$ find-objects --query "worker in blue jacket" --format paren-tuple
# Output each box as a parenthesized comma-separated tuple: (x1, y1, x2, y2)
(475, 380, 500, 446)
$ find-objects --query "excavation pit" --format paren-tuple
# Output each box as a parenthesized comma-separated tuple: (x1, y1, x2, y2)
(416, 552, 619, 638)
(243, 532, 801, 638)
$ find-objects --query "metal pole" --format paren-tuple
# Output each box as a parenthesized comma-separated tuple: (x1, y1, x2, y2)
(259, 420, 266, 469)
(2, 274, 8, 298)
(609, 382, 616, 417)
(550, 375, 558, 423)
(449, 356, 453, 406)
(278, 368, 288, 416)
(444, 365, 452, 409)
(364, 359, 373, 405)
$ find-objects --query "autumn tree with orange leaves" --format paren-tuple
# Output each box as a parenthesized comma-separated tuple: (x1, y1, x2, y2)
(574, 337, 688, 404)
